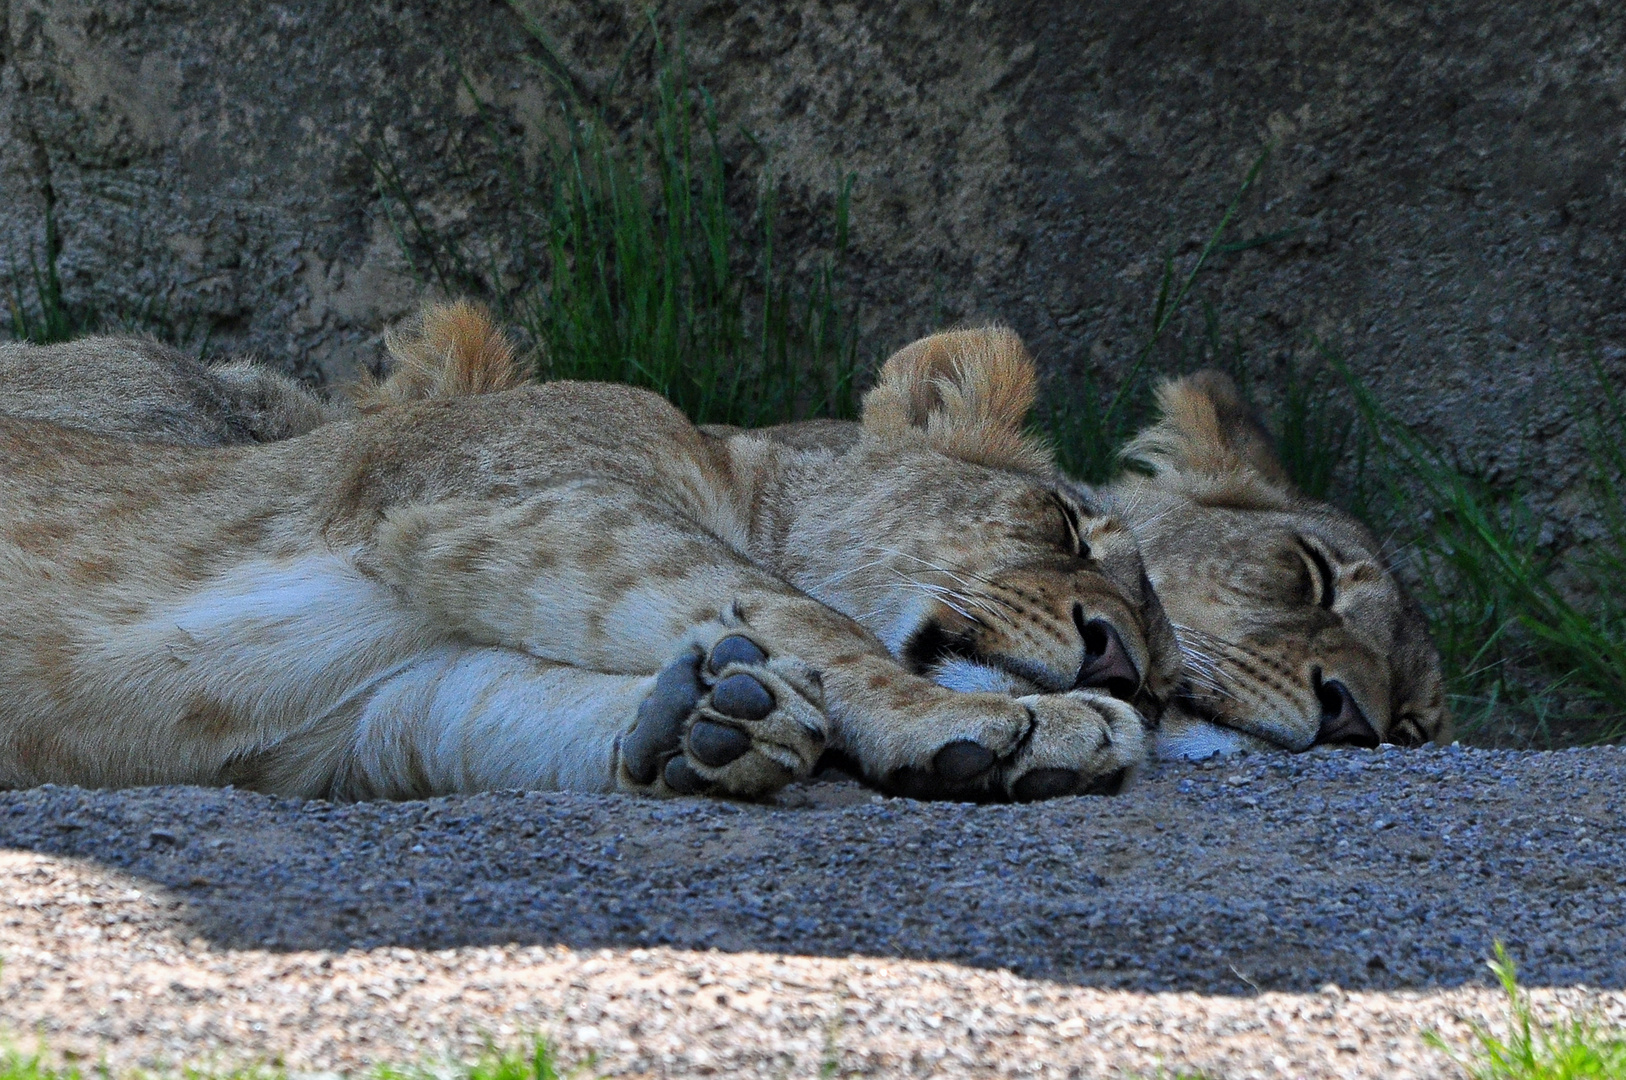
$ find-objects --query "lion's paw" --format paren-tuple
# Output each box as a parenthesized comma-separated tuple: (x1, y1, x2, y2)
(616, 633, 827, 799)
(1000, 691, 1146, 801)
(879, 691, 1145, 802)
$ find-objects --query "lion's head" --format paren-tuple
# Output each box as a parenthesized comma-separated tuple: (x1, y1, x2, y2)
(754, 328, 1183, 744)
(1105, 371, 1451, 756)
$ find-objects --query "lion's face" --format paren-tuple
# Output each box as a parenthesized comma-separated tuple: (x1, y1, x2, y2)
(769, 329, 1182, 729)
(1107, 371, 1450, 756)
(789, 446, 1181, 724)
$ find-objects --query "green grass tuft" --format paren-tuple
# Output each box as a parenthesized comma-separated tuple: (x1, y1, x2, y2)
(1427, 944, 1626, 1080)
(379, 1038, 564, 1080)
(372, 13, 864, 428)
(0, 1049, 69, 1080)
(0, 1049, 282, 1080)
(1269, 356, 1362, 504)
(1035, 149, 1273, 484)
(2, 195, 214, 353)
(3, 199, 84, 346)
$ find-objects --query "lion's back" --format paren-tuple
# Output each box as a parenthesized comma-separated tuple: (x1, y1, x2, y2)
(0, 337, 344, 446)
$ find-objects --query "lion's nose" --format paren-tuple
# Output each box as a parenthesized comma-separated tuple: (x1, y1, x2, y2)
(1072, 614, 1141, 701)
(1313, 675, 1379, 748)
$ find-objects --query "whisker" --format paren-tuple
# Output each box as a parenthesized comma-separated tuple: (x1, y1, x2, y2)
(1133, 504, 1181, 534)
(906, 582, 1008, 622)
(1180, 663, 1226, 688)
(1175, 651, 1225, 675)
(873, 552, 1020, 617)
(840, 578, 993, 629)
(1177, 673, 1238, 702)
(887, 580, 988, 627)
(890, 579, 973, 606)
(1172, 622, 1250, 654)
(876, 547, 1008, 594)
(803, 556, 895, 595)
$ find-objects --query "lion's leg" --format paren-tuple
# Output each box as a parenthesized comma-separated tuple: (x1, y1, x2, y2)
(373, 486, 827, 673)
(313, 621, 826, 801)
(374, 484, 1142, 801)
(726, 599, 1148, 800)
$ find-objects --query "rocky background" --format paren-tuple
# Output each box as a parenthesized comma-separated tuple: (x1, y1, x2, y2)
(1, 0, 1622, 523)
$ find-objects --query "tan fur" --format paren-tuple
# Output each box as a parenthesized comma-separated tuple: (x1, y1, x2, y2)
(0, 319, 1448, 762)
(0, 308, 1180, 802)
(862, 327, 1052, 473)
(1110, 371, 1451, 756)
(1123, 370, 1294, 503)
(357, 300, 527, 412)
(0, 337, 344, 445)
(0, 302, 525, 448)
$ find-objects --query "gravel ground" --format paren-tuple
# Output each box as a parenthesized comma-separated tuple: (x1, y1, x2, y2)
(2, 744, 1624, 1078)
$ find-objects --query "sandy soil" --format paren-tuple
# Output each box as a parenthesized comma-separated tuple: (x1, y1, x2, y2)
(2, 744, 1624, 1078)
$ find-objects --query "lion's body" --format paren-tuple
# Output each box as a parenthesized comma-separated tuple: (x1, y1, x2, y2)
(0, 306, 1447, 789)
(0, 311, 1175, 801)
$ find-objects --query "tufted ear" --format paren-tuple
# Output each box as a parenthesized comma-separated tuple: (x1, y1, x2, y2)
(356, 300, 527, 413)
(860, 327, 1052, 472)
(1123, 370, 1293, 490)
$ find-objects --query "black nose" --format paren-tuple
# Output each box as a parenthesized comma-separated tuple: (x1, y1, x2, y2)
(1314, 676, 1380, 748)
(1073, 615, 1141, 701)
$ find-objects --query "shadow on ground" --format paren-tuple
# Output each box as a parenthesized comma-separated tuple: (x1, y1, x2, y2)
(2, 746, 1623, 995)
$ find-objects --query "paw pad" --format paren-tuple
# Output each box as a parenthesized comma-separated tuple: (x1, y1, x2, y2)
(687, 719, 753, 767)
(711, 673, 775, 721)
(1081, 766, 1130, 796)
(933, 739, 995, 783)
(708, 634, 767, 673)
(1011, 767, 1081, 802)
(663, 755, 707, 794)
(621, 630, 825, 799)
(621, 650, 704, 784)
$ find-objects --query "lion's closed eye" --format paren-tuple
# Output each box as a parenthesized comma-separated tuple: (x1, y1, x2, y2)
(1047, 492, 1090, 560)
(1294, 537, 1336, 610)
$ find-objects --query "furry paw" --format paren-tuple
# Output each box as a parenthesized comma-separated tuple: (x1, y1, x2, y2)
(999, 691, 1146, 800)
(616, 631, 827, 799)
(879, 690, 1145, 802)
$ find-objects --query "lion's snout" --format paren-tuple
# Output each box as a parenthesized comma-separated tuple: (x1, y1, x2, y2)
(1072, 614, 1141, 701)
(904, 571, 1155, 713)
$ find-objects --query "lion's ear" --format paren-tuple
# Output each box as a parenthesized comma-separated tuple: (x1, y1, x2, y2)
(355, 300, 527, 413)
(1123, 370, 1293, 489)
(860, 327, 1052, 471)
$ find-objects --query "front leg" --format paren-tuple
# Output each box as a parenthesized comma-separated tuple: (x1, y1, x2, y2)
(308, 621, 825, 800)
(372, 486, 817, 673)
(371, 485, 1146, 801)
(361, 485, 845, 799)
(717, 594, 1149, 800)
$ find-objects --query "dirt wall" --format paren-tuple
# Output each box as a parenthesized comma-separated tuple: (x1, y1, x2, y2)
(1, 0, 1622, 527)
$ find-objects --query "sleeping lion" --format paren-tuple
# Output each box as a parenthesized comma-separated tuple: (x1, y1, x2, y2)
(711, 380, 1450, 759)
(0, 304, 1450, 791)
(0, 308, 1182, 801)
(1107, 374, 1449, 757)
